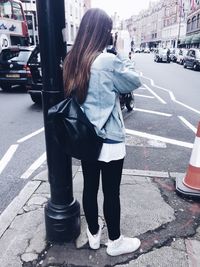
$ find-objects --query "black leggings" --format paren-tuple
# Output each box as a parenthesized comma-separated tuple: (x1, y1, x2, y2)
(81, 159, 124, 241)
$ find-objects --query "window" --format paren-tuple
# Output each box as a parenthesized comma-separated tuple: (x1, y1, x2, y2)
(70, 3, 73, 16)
(0, 0, 12, 18)
(197, 14, 200, 29)
(75, 7, 78, 19)
(191, 16, 197, 30)
(173, 15, 177, 24)
(187, 19, 191, 32)
(0, 49, 18, 61)
(70, 24, 74, 41)
(165, 8, 169, 17)
(189, 50, 195, 57)
(10, 50, 32, 62)
(12, 2, 24, 21)
(26, 14, 33, 30)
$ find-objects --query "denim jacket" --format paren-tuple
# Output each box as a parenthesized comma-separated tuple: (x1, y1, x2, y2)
(82, 52, 142, 142)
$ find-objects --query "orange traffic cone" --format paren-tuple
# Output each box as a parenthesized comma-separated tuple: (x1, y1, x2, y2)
(183, 122, 200, 190)
(176, 122, 200, 199)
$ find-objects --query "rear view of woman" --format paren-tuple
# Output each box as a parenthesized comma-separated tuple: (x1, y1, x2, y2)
(63, 8, 142, 256)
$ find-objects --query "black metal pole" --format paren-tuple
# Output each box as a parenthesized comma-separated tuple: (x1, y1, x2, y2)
(36, 0, 80, 242)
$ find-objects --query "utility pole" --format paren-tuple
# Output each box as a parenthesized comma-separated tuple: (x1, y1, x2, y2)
(36, 0, 80, 242)
(176, 0, 184, 48)
(177, 13, 182, 48)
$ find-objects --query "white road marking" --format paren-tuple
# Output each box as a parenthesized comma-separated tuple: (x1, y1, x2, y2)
(20, 152, 46, 179)
(143, 84, 166, 104)
(134, 94, 154, 99)
(134, 108, 172, 117)
(142, 75, 200, 115)
(153, 84, 200, 114)
(0, 180, 41, 238)
(17, 127, 44, 143)
(125, 128, 193, 149)
(174, 99, 200, 115)
(0, 144, 19, 175)
(0, 128, 45, 176)
(178, 116, 197, 134)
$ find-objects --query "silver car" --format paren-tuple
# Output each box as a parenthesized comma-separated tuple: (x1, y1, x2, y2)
(154, 48, 170, 63)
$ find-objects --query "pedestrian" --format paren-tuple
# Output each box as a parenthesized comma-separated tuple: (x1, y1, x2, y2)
(63, 8, 142, 256)
(167, 48, 170, 62)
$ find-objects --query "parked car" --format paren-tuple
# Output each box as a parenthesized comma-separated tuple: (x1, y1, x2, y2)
(176, 49, 188, 65)
(0, 46, 35, 91)
(144, 47, 150, 53)
(27, 44, 75, 104)
(134, 47, 141, 53)
(26, 46, 43, 104)
(154, 48, 170, 63)
(183, 48, 200, 71)
(169, 48, 179, 62)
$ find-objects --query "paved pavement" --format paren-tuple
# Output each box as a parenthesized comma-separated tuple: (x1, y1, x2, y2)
(1, 166, 200, 267)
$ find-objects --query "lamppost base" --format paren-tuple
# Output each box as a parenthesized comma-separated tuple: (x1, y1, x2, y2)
(45, 199, 80, 242)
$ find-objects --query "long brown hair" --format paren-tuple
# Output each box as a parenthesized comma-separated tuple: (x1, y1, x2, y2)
(63, 8, 112, 104)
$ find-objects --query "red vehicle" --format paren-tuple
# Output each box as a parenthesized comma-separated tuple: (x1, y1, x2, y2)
(0, 0, 29, 51)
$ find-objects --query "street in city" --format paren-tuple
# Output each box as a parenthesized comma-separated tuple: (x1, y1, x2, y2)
(1, 53, 199, 213)
(0, 52, 200, 266)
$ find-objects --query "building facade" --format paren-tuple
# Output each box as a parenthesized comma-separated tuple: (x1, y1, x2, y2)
(126, 1, 165, 49)
(21, 0, 90, 46)
(162, 0, 190, 48)
(184, 0, 200, 47)
(126, 0, 192, 49)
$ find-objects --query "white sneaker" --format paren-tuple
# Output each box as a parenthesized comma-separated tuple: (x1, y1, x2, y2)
(106, 235, 141, 256)
(86, 226, 102, 249)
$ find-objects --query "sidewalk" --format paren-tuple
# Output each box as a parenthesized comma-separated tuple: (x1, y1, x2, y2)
(0, 166, 200, 267)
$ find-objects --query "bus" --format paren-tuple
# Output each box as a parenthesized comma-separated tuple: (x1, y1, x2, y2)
(0, 0, 29, 52)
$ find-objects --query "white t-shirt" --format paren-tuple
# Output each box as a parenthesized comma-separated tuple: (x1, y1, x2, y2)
(98, 142, 126, 163)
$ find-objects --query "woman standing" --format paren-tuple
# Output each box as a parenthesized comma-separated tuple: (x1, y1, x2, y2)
(63, 8, 142, 256)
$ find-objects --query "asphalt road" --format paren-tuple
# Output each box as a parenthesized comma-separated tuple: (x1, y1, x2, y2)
(123, 52, 200, 172)
(134, 53, 200, 110)
(0, 53, 199, 214)
(0, 88, 45, 214)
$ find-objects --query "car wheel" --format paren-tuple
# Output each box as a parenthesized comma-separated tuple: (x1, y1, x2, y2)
(120, 103, 125, 110)
(0, 85, 11, 91)
(193, 64, 197, 71)
(119, 95, 125, 110)
(125, 94, 135, 111)
(183, 62, 187, 68)
(30, 93, 42, 104)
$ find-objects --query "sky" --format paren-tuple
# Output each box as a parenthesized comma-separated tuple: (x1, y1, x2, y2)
(91, 0, 155, 19)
